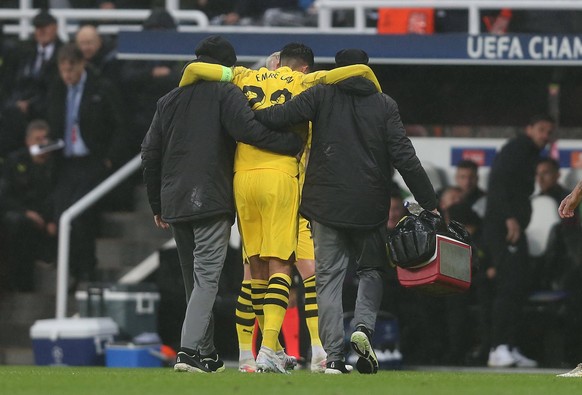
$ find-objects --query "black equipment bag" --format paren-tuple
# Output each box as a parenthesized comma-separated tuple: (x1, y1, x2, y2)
(387, 210, 471, 269)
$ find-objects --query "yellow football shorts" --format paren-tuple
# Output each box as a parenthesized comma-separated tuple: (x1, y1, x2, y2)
(234, 169, 299, 261)
(296, 216, 315, 260)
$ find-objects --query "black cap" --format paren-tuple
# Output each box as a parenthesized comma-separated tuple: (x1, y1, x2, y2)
(33, 10, 57, 28)
(335, 48, 369, 67)
(194, 35, 237, 67)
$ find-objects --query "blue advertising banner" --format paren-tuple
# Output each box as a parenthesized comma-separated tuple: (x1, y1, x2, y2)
(556, 149, 582, 169)
(118, 31, 582, 65)
(451, 147, 498, 167)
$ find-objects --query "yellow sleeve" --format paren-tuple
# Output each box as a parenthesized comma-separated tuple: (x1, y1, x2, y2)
(302, 65, 382, 92)
(300, 70, 329, 88)
(178, 62, 234, 87)
(231, 66, 253, 86)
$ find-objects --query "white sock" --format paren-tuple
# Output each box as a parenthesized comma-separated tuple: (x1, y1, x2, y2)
(239, 349, 254, 361)
(311, 344, 326, 360)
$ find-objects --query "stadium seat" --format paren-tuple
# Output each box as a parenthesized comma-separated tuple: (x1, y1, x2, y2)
(229, 220, 241, 249)
(393, 163, 448, 194)
(525, 195, 560, 257)
(564, 168, 582, 191)
(423, 163, 449, 192)
(472, 196, 487, 218)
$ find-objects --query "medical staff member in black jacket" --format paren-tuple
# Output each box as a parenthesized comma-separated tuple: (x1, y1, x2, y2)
(255, 49, 438, 374)
(141, 36, 302, 374)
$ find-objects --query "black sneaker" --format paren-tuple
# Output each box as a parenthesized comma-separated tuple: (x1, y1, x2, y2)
(350, 326, 379, 374)
(200, 351, 226, 373)
(324, 360, 353, 374)
(174, 351, 210, 373)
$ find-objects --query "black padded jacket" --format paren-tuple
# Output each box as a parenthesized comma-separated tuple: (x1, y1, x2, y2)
(141, 80, 303, 223)
(255, 77, 437, 229)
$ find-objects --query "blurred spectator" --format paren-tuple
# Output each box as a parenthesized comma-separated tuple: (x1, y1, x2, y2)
(83, 1, 158, 8)
(120, 8, 182, 152)
(142, 7, 177, 30)
(455, 160, 486, 207)
(449, 126, 473, 138)
(434, 9, 511, 34)
(0, 119, 58, 292)
(5, 0, 165, 8)
(482, 9, 512, 34)
(181, 0, 234, 22)
(404, 125, 429, 137)
(220, 0, 303, 26)
(74, 24, 121, 84)
(483, 114, 554, 368)
(438, 185, 462, 223)
(0, 9, 63, 160)
(108, 8, 182, 212)
(536, 157, 582, 295)
(377, 8, 435, 35)
(509, 11, 582, 34)
(552, 170, 582, 367)
(47, 43, 127, 286)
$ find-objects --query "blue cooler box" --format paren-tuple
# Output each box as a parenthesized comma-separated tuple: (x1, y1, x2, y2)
(30, 318, 118, 366)
(105, 343, 162, 368)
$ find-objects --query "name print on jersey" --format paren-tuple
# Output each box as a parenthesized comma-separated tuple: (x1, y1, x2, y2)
(254, 71, 295, 84)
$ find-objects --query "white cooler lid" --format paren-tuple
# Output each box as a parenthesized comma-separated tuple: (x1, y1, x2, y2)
(75, 290, 160, 301)
(30, 317, 119, 341)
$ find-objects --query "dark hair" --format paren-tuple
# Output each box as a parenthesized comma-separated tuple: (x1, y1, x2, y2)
(26, 119, 50, 137)
(537, 157, 560, 172)
(280, 43, 314, 69)
(528, 113, 555, 126)
(456, 159, 479, 172)
(57, 43, 84, 64)
(33, 9, 57, 28)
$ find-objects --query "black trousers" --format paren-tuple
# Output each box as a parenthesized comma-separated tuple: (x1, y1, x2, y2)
(53, 156, 108, 281)
(1, 211, 55, 291)
(485, 222, 529, 347)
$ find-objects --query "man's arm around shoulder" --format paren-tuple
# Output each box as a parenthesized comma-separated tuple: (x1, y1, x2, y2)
(220, 85, 303, 156)
(255, 86, 320, 130)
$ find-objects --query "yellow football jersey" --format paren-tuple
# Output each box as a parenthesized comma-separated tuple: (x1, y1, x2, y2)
(231, 66, 326, 176)
(178, 62, 382, 176)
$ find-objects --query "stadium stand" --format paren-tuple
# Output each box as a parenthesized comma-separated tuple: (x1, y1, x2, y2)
(2, 0, 582, 368)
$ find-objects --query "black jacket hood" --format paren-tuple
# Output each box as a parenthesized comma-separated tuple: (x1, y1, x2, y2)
(337, 76, 378, 96)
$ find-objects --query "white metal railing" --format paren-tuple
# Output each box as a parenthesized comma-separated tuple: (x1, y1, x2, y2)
(118, 217, 241, 285)
(118, 239, 175, 285)
(0, 0, 208, 40)
(2, 9, 208, 40)
(5, 0, 582, 38)
(315, 0, 582, 34)
(56, 154, 141, 319)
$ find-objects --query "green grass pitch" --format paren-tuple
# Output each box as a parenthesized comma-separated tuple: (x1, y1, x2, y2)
(1, 367, 581, 395)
